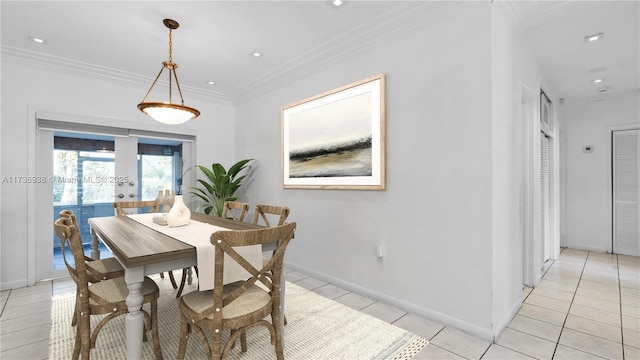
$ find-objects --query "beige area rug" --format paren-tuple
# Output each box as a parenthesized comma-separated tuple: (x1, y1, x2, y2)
(49, 274, 427, 359)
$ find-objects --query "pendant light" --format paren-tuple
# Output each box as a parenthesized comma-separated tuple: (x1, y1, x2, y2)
(137, 19, 200, 125)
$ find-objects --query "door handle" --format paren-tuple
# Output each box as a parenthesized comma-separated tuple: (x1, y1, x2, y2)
(116, 193, 125, 199)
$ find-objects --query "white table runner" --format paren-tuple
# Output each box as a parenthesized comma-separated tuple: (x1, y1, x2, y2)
(126, 213, 263, 291)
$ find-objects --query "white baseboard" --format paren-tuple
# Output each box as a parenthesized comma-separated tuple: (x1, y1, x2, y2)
(284, 261, 496, 342)
(0, 278, 28, 291)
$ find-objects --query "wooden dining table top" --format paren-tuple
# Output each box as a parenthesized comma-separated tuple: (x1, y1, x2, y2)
(88, 213, 263, 268)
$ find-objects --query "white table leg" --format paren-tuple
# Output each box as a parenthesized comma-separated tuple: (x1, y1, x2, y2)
(125, 267, 145, 360)
(90, 228, 100, 260)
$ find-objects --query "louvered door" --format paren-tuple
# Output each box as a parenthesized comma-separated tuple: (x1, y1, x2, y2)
(613, 129, 640, 256)
(540, 133, 550, 265)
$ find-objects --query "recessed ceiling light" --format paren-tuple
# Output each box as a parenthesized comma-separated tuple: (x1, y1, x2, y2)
(251, 51, 263, 57)
(206, 81, 216, 85)
(28, 35, 48, 45)
(592, 78, 605, 84)
(328, 0, 347, 8)
(584, 32, 604, 43)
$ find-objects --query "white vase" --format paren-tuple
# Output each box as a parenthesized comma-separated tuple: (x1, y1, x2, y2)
(167, 195, 190, 227)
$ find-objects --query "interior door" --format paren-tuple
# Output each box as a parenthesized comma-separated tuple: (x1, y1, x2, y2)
(613, 129, 640, 256)
(540, 132, 550, 265)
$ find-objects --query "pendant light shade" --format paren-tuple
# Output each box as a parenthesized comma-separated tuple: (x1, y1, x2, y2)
(138, 19, 200, 125)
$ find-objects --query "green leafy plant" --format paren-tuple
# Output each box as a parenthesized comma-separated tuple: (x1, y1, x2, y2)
(189, 159, 253, 217)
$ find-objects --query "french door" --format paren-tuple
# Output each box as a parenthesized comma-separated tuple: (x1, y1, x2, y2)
(36, 122, 194, 280)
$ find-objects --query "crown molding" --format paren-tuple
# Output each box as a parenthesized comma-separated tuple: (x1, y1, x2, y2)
(230, 1, 466, 104)
(1, 45, 233, 105)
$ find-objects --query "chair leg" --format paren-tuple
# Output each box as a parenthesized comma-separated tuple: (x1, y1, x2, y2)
(168, 271, 178, 289)
(272, 310, 284, 360)
(175, 268, 188, 298)
(71, 303, 78, 326)
(177, 317, 189, 360)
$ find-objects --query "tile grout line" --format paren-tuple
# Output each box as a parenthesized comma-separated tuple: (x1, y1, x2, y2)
(549, 249, 589, 359)
(616, 254, 626, 360)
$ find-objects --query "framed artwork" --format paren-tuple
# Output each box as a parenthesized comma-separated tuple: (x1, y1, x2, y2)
(281, 73, 386, 190)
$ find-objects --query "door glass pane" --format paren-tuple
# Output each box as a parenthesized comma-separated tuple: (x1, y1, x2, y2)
(138, 139, 182, 201)
(140, 155, 174, 200)
(53, 135, 115, 271)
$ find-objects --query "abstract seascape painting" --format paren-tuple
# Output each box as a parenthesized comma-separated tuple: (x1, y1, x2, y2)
(281, 74, 385, 190)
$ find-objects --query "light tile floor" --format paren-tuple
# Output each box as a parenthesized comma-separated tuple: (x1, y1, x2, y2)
(1, 248, 638, 359)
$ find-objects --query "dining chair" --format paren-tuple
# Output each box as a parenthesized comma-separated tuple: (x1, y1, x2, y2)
(251, 204, 290, 228)
(253, 204, 291, 324)
(112, 200, 184, 287)
(58, 210, 125, 327)
(177, 222, 297, 360)
(54, 216, 163, 360)
(221, 201, 250, 221)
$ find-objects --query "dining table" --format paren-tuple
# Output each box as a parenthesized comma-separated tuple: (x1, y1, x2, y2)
(88, 212, 282, 360)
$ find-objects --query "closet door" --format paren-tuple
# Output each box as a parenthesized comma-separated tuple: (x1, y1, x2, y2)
(540, 133, 550, 264)
(613, 129, 639, 256)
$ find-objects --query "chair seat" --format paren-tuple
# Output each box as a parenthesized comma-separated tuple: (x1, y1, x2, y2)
(89, 276, 158, 304)
(181, 282, 271, 320)
(87, 257, 124, 280)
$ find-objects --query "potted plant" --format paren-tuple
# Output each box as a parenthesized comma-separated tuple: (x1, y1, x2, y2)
(189, 159, 253, 217)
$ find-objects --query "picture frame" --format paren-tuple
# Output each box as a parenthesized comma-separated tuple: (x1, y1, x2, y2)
(281, 73, 386, 190)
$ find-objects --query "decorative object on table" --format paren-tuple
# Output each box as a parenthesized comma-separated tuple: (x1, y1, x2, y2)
(281, 73, 386, 190)
(152, 213, 169, 226)
(157, 189, 175, 212)
(166, 195, 190, 227)
(189, 159, 253, 217)
(137, 18, 200, 125)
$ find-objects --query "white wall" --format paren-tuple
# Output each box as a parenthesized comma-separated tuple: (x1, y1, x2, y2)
(0, 60, 236, 289)
(490, 6, 526, 338)
(235, 3, 528, 340)
(561, 95, 640, 252)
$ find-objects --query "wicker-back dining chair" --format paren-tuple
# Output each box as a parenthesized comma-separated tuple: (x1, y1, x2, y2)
(221, 201, 250, 221)
(251, 204, 290, 228)
(252, 204, 291, 324)
(177, 222, 296, 360)
(54, 216, 163, 360)
(112, 200, 189, 296)
(58, 209, 124, 326)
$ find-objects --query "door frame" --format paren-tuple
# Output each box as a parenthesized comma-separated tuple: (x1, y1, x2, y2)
(29, 110, 196, 282)
(521, 85, 561, 288)
(608, 125, 640, 255)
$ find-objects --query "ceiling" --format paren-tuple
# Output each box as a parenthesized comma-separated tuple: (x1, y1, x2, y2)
(1, 1, 638, 105)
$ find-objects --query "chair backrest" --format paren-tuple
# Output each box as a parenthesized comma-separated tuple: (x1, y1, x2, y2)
(113, 200, 160, 216)
(221, 201, 249, 221)
(53, 216, 89, 293)
(209, 222, 296, 321)
(252, 204, 290, 228)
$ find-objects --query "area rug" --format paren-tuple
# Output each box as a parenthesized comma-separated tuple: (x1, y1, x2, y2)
(49, 274, 427, 359)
